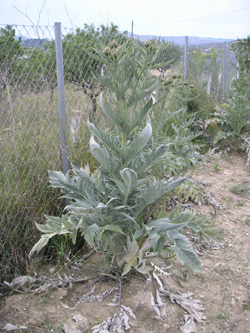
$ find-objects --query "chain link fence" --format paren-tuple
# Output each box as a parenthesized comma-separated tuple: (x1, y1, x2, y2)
(0, 23, 237, 281)
(0, 25, 62, 281)
(188, 40, 237, 99)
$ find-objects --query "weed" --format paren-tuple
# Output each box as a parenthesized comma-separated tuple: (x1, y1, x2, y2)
(58, 323, 65, 332)
(173, 178, 205, 205)
(236, 200, 246, 206)
(229, 177, 237, 182)
(222, 197, 233, 208)
(245, 217, 250, 227)
(213, 163, 221, 172)
(243, 293, 250, 310)
(230, 182, 249, 195)
(215, 311, 229, 320)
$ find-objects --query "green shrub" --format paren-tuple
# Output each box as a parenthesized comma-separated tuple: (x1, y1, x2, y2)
(30, 40, 219, 278)
(150, 76, 214, 176)
(210, 37, 250, 153)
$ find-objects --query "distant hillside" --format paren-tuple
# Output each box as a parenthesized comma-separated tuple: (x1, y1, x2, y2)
(21, 38, 49, 48)
(18, 34, 235, 49)
(129, 33, 235, 47)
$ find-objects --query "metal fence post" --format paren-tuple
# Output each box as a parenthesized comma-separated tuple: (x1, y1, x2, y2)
(54, 22, 69, 175)
(223, 41, 226, 99)
(184, 36, 188, 80)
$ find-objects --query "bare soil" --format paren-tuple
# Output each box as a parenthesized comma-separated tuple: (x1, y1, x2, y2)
(1, 153, 250, 333)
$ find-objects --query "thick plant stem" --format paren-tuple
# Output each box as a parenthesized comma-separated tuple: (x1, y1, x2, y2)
(121, 133, 127, 153)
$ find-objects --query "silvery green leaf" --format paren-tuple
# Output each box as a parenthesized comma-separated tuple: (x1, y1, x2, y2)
(43, 215, 68, 230)
(88, 119, 123, 159)
(129, 99, 153, 133)
(48, 170, 87, 201)
(119, 168, 138, 203)
(95, 225, 124, 245)
(48, 170, 67, 186)
(83, 224, 100, 248)
(35, 223, 55, 234)
(122, 262, 133, 276)
(71, 162, 96, 187)
(152, 59, 173, 70)
(134, 144, 171, 177)
(133, 227, 147, 240)
(49, 170, 78, 193)
(168, 230, 190, 244)
(90, 136, 113, 174)
(136, 261, 152, 275)
(127, 121, 152, 158)
(101, 224, 125, 234)
(133, 184, 163, 217)
(85, 49, 109, 65)
(127, 236, 139, 253)
(65, 199, 93, 211)
(96, 73, 116, 91)
(60, 216, 79, 233)
(29, 233, 58, 257)
(165, 205, 181, 219)
(67, 202, 109, 216)
(120, 73, 134, 94)
(111, 211, 138, 225)
(164, 177, 187, 193)
(99, 94, 130, 135)
(171, 210, 193, 224)
(156, 236, 166, 253)
(151, 234, 161, 252)
(148, 218, 185, 233)
(173, 245, 202, 273)
(133, 178, 185, 217)
(170, 232, 202, 273)
(129, 77, 160, 106)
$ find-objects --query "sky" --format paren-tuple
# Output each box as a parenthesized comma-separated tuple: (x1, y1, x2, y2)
(1, 0, 250, 39)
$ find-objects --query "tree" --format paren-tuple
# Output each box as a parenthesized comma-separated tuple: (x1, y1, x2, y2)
(0, 25, 24, 100)
(211, 37, 250, 150)
(150, 39, 182, 76)
(188, 47, 222, 96)
(231, 37, 250, 75)
(21, 41, 57, 96)
(62, 23, 128, 114)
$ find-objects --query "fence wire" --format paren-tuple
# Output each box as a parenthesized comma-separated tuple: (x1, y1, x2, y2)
(0, 23, 237, 281)
(0, 25, 62, 280)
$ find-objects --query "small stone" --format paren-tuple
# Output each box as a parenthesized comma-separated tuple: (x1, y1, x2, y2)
(49, 267, 55, 274)
(46, 305, 56, 314)
(55, 288, 68, 300)
(64, 314, 89, 333)
(161, 307, 168, 318)
(2, 324, 28, 331)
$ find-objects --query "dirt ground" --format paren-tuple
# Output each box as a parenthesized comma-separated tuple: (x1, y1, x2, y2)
(1, 153, 250, 333)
